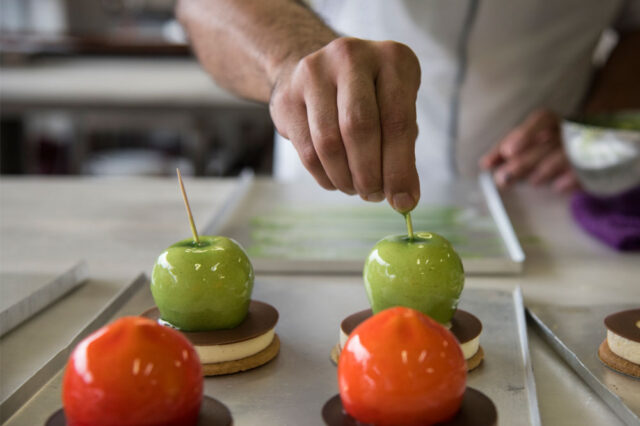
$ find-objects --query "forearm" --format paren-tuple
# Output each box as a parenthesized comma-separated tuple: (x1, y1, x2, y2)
(583, 29, 640, 114)
(177, 0, 338, 102)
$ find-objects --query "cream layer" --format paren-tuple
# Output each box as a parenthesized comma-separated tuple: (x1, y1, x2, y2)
(196, 328, 275, 364)
(607, 329, 640, 365)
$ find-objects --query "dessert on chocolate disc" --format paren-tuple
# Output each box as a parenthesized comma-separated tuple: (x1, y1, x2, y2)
(145, 170, 280, 376)
(334, 214, 484, 371)
(142, 299, 279, 376)
(47, 316, 232, 426)
(323, 307, 497, 426)
(598, 308, 640, 378)
(332, 307, 483, 372)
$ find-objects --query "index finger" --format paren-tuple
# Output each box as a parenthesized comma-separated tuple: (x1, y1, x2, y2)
(376, 50, 420, 212)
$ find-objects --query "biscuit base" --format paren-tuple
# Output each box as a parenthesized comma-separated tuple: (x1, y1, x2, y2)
(598, 339, 640, 379)
(331, 343, 484, 372)
(466, 345, 484, 371)
(202, 334, 280, 376)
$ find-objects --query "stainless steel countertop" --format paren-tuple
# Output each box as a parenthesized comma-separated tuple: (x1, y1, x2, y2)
(1, 177, 639, 425)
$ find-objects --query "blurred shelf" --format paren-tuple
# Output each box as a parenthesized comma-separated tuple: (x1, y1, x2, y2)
(0, 33, 191, 57)
(0, 56, 263, 111)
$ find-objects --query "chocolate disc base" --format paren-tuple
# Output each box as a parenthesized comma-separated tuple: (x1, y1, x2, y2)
(45, 395, 233, 426)
(333, 308, 484, 371)
(141, 300, 279, 346)
(339, 309, 482, 343)
(598, 339, 640, 379)
(322, 387, 497, 426)
(202, 333, 280, 376)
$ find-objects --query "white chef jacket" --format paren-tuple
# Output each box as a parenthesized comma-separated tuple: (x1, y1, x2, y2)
(273, 0, 640, 183)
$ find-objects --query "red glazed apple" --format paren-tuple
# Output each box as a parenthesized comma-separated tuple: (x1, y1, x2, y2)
(338, 307, 467, 426)
(62, 316, 203, 426)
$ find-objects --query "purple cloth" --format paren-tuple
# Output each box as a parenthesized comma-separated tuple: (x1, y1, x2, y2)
(570, 185, 640, 251)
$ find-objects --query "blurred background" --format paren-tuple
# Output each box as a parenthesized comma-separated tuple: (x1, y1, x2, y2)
(0, 0, 274, 176)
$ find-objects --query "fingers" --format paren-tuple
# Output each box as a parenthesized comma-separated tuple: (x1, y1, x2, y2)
(479, 147, 503, 170)
(270, 37, 421, 208)
(376, 43, 421, 212)
(288, 110, 337, 190)
(492, 141, 555, 188)
(528, 149, 570, 185)
(271, 83, 336, 190)
(481, 107, 575, 192)
(304, 63, 356, 194)
(336, 70, 383, 200)
(552, 170, 580, 193)
(498, 109, 558, 158)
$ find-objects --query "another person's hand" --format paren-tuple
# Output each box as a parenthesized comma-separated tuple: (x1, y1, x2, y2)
(269, 37, 422, 212)
(479, 109, 580, 192)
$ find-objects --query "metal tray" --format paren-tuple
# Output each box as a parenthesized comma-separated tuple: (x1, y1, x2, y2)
(204, 172, 524, 275)
(0, 261, 88, 337)
(527, 304, 640, 425)
(3, 276, 539, 425)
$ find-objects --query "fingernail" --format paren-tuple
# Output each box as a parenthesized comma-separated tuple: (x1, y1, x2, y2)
(392, 192, 415, 212)
(365, 190, 385, 202)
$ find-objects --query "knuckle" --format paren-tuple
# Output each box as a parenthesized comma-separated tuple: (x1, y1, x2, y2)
(269, 86, 295, 113)
(329, 37, 363, 62)
(297, 54, 322, 78)
(315, 133, 343, 158)
(382, 113, 415, 138)
(298, 145, 320, 169)
(355, 173, 381, 194)
(379, 42, 420, 72)
(380, 41, 411, 60)
(343, 106, 377, 136)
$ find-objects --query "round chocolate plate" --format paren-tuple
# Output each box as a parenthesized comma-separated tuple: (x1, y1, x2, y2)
(141, 300, 279, 346)
(322, 387, 497, 426)
(45, 395, 232, 426)
(341, 308, 482, 345)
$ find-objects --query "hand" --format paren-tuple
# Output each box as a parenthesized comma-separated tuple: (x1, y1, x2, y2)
(479, 109, 580, 192)
(269, 37, 421, 212)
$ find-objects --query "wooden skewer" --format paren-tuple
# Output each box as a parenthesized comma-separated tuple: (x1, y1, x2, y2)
(176, 168, 200, 244)
(404, 211, 414, 241)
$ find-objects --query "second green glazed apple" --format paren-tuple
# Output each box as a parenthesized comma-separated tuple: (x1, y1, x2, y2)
(363, 232, 464, 324)
(151, 236, 254, 331)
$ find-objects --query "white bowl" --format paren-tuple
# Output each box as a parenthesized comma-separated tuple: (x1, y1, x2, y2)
(562, 112, 640, 196)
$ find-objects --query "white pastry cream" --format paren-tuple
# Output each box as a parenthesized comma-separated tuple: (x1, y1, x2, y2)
(460, 335, 480, 360)
(195, 328, 275, 364)
(607, 329, 640, 365)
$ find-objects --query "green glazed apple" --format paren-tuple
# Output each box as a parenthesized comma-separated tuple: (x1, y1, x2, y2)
(151, 236, 254, 331)
(363, 232, 464, 324)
